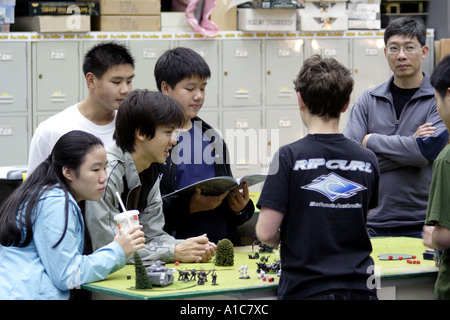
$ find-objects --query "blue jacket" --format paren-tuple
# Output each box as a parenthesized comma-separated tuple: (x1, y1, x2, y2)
(343, 73, 449, 228)
(0, 187, 126, 300)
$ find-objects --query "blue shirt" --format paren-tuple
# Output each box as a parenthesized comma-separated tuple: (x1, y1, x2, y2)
(175, 120, 216, 188)
(172, 121, 228, 242)
(0, 187, 125, 300)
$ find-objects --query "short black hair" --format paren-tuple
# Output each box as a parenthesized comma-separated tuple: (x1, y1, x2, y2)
(83, 41, 135, 78)
(384, 17, 427, 46)
(154, 47, 211, 92)
(114, 89, 186, 153)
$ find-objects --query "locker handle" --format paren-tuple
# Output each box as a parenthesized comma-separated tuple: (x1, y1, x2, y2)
(278, 88, 294, 98)
(0, 95, 13, 104)
(51, 93, 66, 103)
(236, 163, 250, 170)
(235, 90, 249, 99)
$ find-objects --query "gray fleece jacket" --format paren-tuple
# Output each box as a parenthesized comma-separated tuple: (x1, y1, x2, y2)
(84, 144, 182, 263)
(343, 73, 449, 229)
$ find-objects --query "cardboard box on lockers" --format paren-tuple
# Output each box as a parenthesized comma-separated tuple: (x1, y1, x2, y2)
(161, 12, 191, 32)
(211, 0, 237, 31)
(92, 15, 160, 31)
(299, 1, 347, 17)
(96, 0, 160, 15)
(298, 1, 348, 31)
(435, 39, 450, 67)
(14, 15, 91, 32)
(237, 8, 297, 32)
(346, 2, 380, 29)
(298, 14, 348, 31)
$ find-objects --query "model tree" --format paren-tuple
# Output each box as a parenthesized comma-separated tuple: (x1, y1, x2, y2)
(134, 252, 152, 289)
(214, 238, 234, 266)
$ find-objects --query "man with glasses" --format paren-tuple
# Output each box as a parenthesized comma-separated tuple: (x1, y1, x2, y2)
(343, 18, 449, 238)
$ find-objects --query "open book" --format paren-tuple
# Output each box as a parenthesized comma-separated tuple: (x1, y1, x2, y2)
(162, 174, 267, 198)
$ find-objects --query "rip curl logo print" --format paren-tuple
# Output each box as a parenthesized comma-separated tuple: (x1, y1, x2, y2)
(302, 172, 367, 202)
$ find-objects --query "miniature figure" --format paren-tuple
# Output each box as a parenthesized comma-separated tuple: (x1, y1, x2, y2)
(248, 252, 260, 259)
(145, 260, 175, 287)
(197, 269, 211, 285)
(198, 269, 210, 282)
(189, 269, 197, 281)
(252, 235, 278, 253)
(238, 265, 250, 279)
(256, 259, 282, 276)
(211, 270, 218, 285)
(257, 270, 266, 279)
(178, 269, 189, 281)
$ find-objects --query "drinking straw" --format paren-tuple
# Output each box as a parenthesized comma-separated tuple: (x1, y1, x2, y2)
(115, 191, 127, 212)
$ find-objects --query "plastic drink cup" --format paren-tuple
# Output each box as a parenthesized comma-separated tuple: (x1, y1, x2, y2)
(114, 210, 140, 230)
(113, 212, 128, 230)
(125, 210, 140, 227)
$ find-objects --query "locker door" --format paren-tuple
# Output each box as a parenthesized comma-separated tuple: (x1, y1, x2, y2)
(130, 40, 170, 92)
(222, 110, 262, 181)
(197, 110, 219, 131)
(0, 116, 29, 165)
(35, 41, 80, 112)
(309, 38, 350, 68)
(265, 39, 304, 106)
(353, 38, 390, 102)
(422, 36, 434, 76)
(222, 40, 262, 107)
(0, 42, 28, 113)
(177, 39, 219, 108)
(309, 38, 350, 130)
(265, 109, 305, 153)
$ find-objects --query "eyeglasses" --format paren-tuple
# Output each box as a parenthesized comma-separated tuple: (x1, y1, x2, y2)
(386, 45, 423, 55)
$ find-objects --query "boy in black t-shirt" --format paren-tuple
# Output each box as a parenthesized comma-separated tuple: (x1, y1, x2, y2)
(256, 55, 380, 300)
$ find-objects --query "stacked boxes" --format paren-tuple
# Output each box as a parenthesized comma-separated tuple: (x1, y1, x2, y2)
(0, 0, 15, 32)
(297, 0, 348, 31)
(13, 1, 98, 32)
(160, 12, 191, 32)
(237, 8, 297, 31)
(435, 39, 450, 67)
(347, 0, 381, 30)
(92, 0, 161, 31)
(211, 0, 237, 31)
(236, 0, 298, 32)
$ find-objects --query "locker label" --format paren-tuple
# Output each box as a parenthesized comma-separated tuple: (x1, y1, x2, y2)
(235, 49, 249, 57)
(142, 49, 157, 59)
(278, 48, 291, 57)
(323, 48, 337, 56)
(0, 127, 13, 136)
(365, 48, 378, 56)
(51, 50, 66, 60)
(0, 51, 12, 61)
(279, 119, 293, 128)
(235, 120, 249, 129)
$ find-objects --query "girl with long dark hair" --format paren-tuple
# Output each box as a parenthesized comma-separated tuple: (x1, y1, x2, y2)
(0, 130, 145, 299)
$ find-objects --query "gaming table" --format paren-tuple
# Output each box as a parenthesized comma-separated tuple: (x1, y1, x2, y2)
(81, 237, 438, 300)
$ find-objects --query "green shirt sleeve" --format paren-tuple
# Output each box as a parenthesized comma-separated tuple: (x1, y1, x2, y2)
(426, 146, 450, 230)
